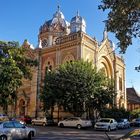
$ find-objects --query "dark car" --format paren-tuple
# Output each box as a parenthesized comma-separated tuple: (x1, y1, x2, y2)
(130, 118, 140, 127)
(20, 116, 32, 124)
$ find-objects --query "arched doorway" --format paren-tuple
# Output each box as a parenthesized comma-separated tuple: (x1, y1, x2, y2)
(19, 99, 25, 116)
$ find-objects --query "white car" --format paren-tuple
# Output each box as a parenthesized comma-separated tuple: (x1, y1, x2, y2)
(0, 121, 36, 140)
(32, 117, 47, 126)
(58, 117, 92, 129)
(94, 118, 118, 131)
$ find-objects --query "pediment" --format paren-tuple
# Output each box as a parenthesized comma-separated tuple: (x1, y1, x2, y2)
(98, 39, 115, 61)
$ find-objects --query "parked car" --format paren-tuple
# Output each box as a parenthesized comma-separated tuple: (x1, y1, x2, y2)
(118, 128, 140, 140)
(0, 114, 9, 122)
(117, 119, 130, 129)
(0, 121, 36, 140)
(58, 117, 92, 129)
(20, 115, 32, 124)
(130, 118, 140, 127)
(94, 118, 118, 131)
(32, 117, 47, 126)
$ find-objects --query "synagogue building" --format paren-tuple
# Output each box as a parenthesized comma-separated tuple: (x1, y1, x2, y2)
(8, 6, 126, 118)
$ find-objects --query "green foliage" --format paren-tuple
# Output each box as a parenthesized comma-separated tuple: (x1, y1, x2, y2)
(41, 60, 115, 117)
(130, 109, 140, 119)
(101, 107, 130, 120)
(56, 60, 96, 116)
(0, 40, 37, 113)
(99, 0, 140, 53)
(40, 69, 57, 111)
(91, 71, 115, 112)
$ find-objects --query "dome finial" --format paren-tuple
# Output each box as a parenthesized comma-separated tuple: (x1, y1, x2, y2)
(103, 26, 108, 40)
(57, 4, 60, 12)
(77, 10, 79, 17)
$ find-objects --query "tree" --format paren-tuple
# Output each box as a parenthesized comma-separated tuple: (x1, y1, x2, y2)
(99, 0, 140, 53)
(130, 109, 140, 119)
(100, 107, 130, 120)
(40, 68, 58, 119)
(41, 60, 115, 118)
(56, 60, 96, 117)
(0, 41, 37, 113)
(91, 77, 115, 117)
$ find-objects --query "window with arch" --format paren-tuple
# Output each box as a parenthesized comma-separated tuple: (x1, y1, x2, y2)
(44, 58, 54, 71)
(19, 99, 25, 116)
(119, 77, 123, 91)
(63, 54, 75, 63)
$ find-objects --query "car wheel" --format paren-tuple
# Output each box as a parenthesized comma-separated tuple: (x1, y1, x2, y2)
(77, 124, 82, 129)
(60, 123, 64, 128)
(28, 132, 34, 140)
(0, 135, 7, 140)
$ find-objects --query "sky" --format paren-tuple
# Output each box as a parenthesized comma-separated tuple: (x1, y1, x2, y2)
(0, 0, 140, 93)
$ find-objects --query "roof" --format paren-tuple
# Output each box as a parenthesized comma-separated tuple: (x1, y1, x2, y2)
(126, 87, 140, 104)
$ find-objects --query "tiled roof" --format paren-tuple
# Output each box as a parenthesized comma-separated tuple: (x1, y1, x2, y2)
(126, 87, 140, 104)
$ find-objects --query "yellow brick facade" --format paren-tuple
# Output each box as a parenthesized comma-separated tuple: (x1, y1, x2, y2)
(7, 7, 126, 118)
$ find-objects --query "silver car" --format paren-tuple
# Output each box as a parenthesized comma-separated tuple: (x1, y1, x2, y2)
(0, 121, 36, 140)
(58, 117, 92, 129)
(94, 118, 118, 131)
(32, 117, 47, 126)
(117, 119, 130, 129)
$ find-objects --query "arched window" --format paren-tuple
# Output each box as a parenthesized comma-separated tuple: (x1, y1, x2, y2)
(63, 54, 75, 63)
(19, 99, 25, 116)
(119, 77, 122, 91)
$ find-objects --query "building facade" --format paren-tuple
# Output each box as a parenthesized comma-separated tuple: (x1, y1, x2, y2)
(126, 87, 140, 111)
(8, 6, 126, 117)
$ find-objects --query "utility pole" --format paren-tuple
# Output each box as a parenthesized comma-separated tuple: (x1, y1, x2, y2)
(35, 48, 41, 118)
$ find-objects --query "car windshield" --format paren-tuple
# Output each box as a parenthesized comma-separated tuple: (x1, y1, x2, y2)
(99, 119, 110, 123)
(117, 119, 123, 122)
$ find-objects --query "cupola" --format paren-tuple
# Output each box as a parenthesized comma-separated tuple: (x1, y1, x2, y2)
(70, 11, 86, 33)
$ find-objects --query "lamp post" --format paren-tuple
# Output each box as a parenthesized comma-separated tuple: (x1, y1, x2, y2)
(35, 47, 41, 118)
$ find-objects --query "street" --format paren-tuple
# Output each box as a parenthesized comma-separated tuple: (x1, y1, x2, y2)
(31, 125, 135, 140)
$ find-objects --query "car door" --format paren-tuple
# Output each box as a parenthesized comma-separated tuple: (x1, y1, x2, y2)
(13, 121, 27, 139)
(3, 121, 15, 138)
(64, 118, 72, 127)
(71, 118, 79, 127)
(110, 120, 115, 129)
(110, 119, 117, 130)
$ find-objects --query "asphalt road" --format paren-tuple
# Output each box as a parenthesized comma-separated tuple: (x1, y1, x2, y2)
(31, 125, 136, 140)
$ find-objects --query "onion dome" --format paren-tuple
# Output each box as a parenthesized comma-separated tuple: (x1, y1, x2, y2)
(70, 11, 86, 33)
(39, 6, 69, 34)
